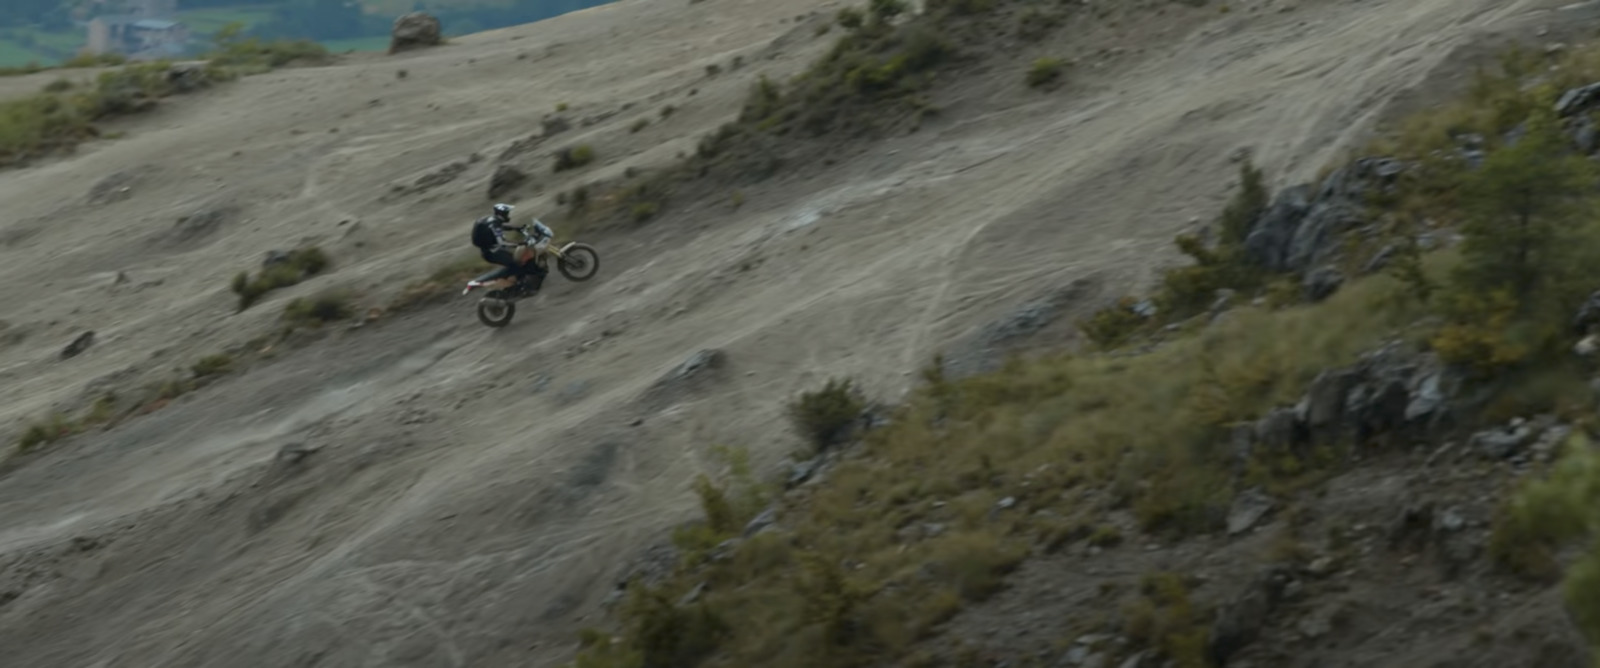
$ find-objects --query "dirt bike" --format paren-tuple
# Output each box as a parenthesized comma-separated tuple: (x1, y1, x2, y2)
(462, 238, 600, 327)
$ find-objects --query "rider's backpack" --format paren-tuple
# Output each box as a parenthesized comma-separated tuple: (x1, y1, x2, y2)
(471, 217, 498, 250)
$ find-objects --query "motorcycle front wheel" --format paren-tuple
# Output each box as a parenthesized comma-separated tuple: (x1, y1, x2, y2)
(477, 298, 515, 327)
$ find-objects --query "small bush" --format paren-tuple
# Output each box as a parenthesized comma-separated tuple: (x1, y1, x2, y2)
(204, 23, 330, 71)
(84, 393, 117, 425)
(1081, 297, 1152, 349)
(16, 413, 74, 453)
(1088, 525, 1123, 548)
(631, 202, 659, 222)
(233, 247, 331, 310)
(191, 354, 235, 378)
(283, 290, 353, 327)
(787, 378, 865, 450)
(1121, 572, 1211, 667)
(837, 7, 866, 29)
(630, 118, 648, 133)
(1026, 57, 1063, 87)
(555, 144, 596, 172)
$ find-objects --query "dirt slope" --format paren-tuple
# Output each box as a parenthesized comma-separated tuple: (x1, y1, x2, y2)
(0, 0, 1591, 666)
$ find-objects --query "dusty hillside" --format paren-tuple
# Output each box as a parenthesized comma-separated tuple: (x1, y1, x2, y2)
(0, 0, 1594, 666)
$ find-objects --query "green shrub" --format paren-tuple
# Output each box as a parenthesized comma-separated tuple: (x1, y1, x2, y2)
(1120, 572, 1211, 667)
(283, 290, 353, 327)
(630, 202, 659, 222)
(1081, 296, 1152, 349)
(555, 144, 596, 172)
(84, 393, 117, 425)
(191, 354, 235, 378)
(233, 247, 331, 310)
(1026, 57, 1062, 87)
(837, 7, 866, 29)
(788, 378, 866, 450)
(15, 413, 74, 453)
(204, 22, 330, 71)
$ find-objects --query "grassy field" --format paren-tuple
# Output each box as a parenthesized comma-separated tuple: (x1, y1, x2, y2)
(0, 39, 51, 68)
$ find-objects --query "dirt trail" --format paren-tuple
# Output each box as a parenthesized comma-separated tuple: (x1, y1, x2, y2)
(0, 0, 1587, 665)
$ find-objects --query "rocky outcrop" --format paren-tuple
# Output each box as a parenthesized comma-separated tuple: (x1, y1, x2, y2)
(941, 277, 1104, 378)
(389, 13, 443, 54)
(1556, 82, 1600, 118)
(1240, 157, 1405, 277)
(638, 349, 728, 410)
(1233, 342, 1463, 467)
(1555, 82, 1600, 155)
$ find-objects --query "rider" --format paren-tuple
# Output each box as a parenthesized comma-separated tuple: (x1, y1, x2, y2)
(472, 203, 553, 293)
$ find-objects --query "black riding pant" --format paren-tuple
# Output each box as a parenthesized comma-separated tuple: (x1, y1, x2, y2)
(480, 248, 548, 280)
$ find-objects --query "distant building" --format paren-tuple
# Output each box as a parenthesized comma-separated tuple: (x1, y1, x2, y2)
(83, 0, 189, 60)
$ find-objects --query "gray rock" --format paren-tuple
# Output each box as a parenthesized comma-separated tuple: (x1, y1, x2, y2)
(944, 278, 1103, 378)
(1210, 288, 1236, 315)
(1117, 651, 1150, 668)
(542, 114, 572, 137)
(1231, 422, 1256, 471)
(1572, 289, 1600, 335)
(1435, 507, 1466, 533)
(1253, 407, 1300, 453)
(1208, 566, 1291, 664)
(1286, 200, 1363, 272)
(1227, 488, 1275, 535)
(1363, 244, 1397, 274)
(677, 581, 708, 606)
(1060, 645, 1091, 666)
(1472, 422, 1536, 459)
(1572, 115, 1599, 154)
(171, 206, 233, 243)
(59, 331, 95, 360)
(1299, 369, 1358, 435)
(787, 458, 820, 487)
(1243, 185, 1312, 272)
(1556, 82, 1600, 117)
(1405, 370, 1446, 421)
(1302, 266, 1345, 302)
(389, 12, 442, 54)
(742, 507, 777, 537)
(86, 170, 141, 205)
(262, 250, 293, 267)
(1297, 604, 1338, 639)
(487, 164, 528, 199)
(640, 349, 727, 409)
(1241, 158, 1404, 275)
(556, 380, 591, 404)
